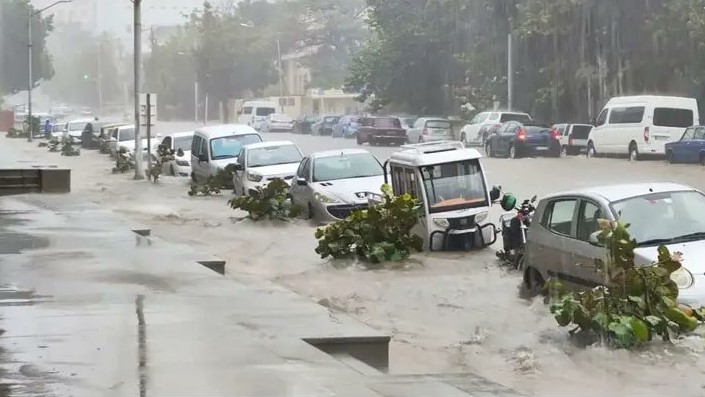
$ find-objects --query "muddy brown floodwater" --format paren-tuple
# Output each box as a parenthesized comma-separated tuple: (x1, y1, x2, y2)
(4, 128, 705, 396)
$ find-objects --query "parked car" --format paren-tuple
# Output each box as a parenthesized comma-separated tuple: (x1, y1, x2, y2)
(63, 118, 93, 141)
(236, 100, 277, 130)
(293, 115, 321, 134)
(355, 116, 407, 146)
(395, 115, 418, 130)
(289, 149, 385, 223)
(486, 122, 559, 159)
(551, 123, 593, 156)
(522, 182, 705, 308)
(311, 115, 340, 136)
(191, 124, 262, 184)
(332, 115, 362, 138)
(406, 117, 453, 143)
(98, 123, 128, 154)
(460, 111, 532, 146)
(588, 95, 699, 160)
(665, 125, 705, 165)
(109, 125, 161, 158)
(81, 120, 114, 149)
(232, 141, 303, 197)
(158, 131, 195, 177)
(260, 113, 294, 133)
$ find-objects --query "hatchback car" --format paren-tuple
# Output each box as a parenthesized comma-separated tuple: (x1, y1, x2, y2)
(523, 182, 705, 308)
(665, 125, 705, 165)
(232, 141, 303, 197)
(406, 117, 453, 143)
(158, 131, 194, 177)
(289, 149, 385, 223)
(260, 113, 294, 133)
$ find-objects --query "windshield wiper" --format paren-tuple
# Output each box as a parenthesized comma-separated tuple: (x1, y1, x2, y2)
(637, 232, 705, 247)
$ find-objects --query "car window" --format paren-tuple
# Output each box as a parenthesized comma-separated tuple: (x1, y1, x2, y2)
(296, 157, 309, 178)
(608, 106, 645, 124)
(577, 201, 602, 242)
(210, 134, 262, 160)
(694, 127, 705, 140)
(426, 120, 451, 129)
(192, 136, 201, 155)
(312, 153, 383, 182)
(653, 108, 693, 128)
(162, 136, 172, 148)
(256, 107, 276, 117)
(242, 107, 253, 115)
(681, 128, 695, 141)
(596, 109, 608, 126)
(118, 128, 135, 142)
(500, 113, 532, 123)
(373, 118, 401, 128)
(471, 113, 487, 124)
(237, 148, 246, 165)
(200, 136, 209, 158)
(487, 113, 500, 121)
(544, 199, 577, 236)
(302, 158, 312, 181)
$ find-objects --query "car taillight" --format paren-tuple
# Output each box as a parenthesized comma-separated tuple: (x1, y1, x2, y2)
(423, 128, 428, 135)
(643, 126, 650, 143)
(550, 128, 560, 140)
(516, 128, 527, 141)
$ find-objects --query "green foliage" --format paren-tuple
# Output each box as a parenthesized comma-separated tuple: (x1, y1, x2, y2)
(0, 0, 54, 96)
(147, 146, 174, 183)
(314, 184, 423, 264)
(5, 128, 27, 138)
(48, 137, 60, 152)
(187, 166, 233, 196)
(112, 148, 134, 174)
(60, 139, 80, 156)
(549, 221, 704, 349)
(228, 179, 301, 221)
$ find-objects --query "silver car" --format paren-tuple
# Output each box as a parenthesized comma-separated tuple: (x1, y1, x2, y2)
(523, 182, 705, 308)
(289, 149, 385, 223)
(406, 117, 453, 143)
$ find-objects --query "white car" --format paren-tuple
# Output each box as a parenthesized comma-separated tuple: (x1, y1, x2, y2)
(108, 125, 160, 158)
(158, 131, 194, 177)
(62, 118, 93, 140)
(260, 113, 294, 133)
(236, 100, 277, 131)
(232, 141, 303, 196)
(459, 111, 532, 146)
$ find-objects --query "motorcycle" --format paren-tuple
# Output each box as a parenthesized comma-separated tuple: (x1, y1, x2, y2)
(496, 194, 537, 269)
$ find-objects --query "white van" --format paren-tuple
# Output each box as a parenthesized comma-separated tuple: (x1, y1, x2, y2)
(237, 101, 278, 131)
(190, 124, 263, 184)
(588, 96, 699, 160)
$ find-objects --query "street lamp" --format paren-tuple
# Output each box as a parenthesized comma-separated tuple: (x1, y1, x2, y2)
(27, 0, 73, 143)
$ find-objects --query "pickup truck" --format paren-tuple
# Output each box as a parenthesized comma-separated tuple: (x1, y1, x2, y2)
(486, 121, 559, 159)
(356, 116, 407, 146)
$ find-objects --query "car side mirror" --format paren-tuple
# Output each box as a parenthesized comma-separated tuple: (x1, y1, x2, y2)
(233, 163, 244, 171)
(176, 148, 184, 157)
(588, 231, 603, 247)
(296, 177, 307, 186)
(198, 154, 208, 163)
(490, 185, 502, 201)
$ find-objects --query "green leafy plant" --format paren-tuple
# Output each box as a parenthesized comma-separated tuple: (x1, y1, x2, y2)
(314, 183, 423, 264)
(60, 139, 80, 156)
(6, 128, 27, 138)
(549, 221, 705, 349)
(187, 165, 234, 196)
(112, 148, 135, 174)
(48, 137, 60, 152)
(228, 179, 301, 221)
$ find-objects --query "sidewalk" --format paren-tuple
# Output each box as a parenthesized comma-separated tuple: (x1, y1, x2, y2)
(0, 193, 524, 396)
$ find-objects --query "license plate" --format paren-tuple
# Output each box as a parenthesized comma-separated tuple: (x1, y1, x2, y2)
(536, 146, 548, 150)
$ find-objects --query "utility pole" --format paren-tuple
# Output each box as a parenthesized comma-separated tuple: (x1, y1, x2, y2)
(276, 39, 284, 111)
(133, 0, 144, 180)
(97, 41, 104, 115)
(507, 32, 514, 112)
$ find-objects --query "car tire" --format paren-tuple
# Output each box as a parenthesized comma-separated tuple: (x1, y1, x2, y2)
(523, 267, 545, 297)
(628, 142, 639, 162)
(306, 203, 314, 220)
(508, 144, 517, 159)
(560, 145, 568, 158)
(666, 150, 674, 164)
(170, 163, 175, 176)
(356, 135, 363, 145)
(370, 137, 377, 146)
(586, 141, 596, 158)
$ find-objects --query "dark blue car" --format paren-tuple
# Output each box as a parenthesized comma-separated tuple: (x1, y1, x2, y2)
(485, 121, 560, 159)
(665, 125, 705, 165)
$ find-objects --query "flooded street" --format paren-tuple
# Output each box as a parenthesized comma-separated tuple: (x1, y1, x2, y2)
(4, 126, 705, 396)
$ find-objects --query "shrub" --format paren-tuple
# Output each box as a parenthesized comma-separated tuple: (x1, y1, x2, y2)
(48, 137, 60, 152)
(112, 148, 134, 174)
(187, 165, 234, 196)
(60, 139, 80, 156)
(549, 221, 705, 349)
(314, 183, 423, 264)
(147, 146, 174, 183)
(228, 179, 301, 221)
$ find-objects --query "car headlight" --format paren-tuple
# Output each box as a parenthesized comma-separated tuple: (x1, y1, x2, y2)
(433, 218, 450, 229)
(247, 172, 263, 182)
(175, 160, 189, 166)
(475, 211, 488, 224)
(314, 192, 340, 204)
(671, 268, 694, 289)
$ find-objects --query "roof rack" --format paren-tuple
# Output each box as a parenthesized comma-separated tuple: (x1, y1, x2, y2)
(400, 140, 466, 154)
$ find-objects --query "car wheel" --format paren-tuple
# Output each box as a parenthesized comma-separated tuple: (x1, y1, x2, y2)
(628, 142, 639, 161)
(586, 141, 596, 158)
(485, 142, 492, 157)
(307, 203, 314, 220)
(170, 163, 175, 176)
(666, 150, 674, 164)
(560, 145, 568, 158)
(523, 267, 545, 297)
(356, 135, 363, 145)
(508, 144, 517, 159)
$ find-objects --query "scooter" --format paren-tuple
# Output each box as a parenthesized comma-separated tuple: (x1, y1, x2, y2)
(496, 194, 537, 269)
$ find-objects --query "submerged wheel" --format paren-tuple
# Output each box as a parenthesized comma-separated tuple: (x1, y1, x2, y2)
(523, 267, 545, 296)
(508, 144, 517, 159)
(666, 151, 674, 164)
(628, 142, 639, 161)
(586, 141, 596, 158)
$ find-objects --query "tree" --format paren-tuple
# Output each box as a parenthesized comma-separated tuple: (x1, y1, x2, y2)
(0, 0, 54, 96)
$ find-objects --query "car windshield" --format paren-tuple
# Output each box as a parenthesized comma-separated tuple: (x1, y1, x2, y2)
(612, 191, 705, 246)
(174, 136, 193, 151)
(68, 122, 88, 131)
(420, 160, 488, 213)
(256, 107, 276, 116)
(248, 145, 302, 167)
(271, 114, 292, 122)
(374, 118, 401, 128)
(426, 120, 450, 129)
(313, 153, 383, 182)
(119, 128, 136, 141)
(210, 134, 262, 160)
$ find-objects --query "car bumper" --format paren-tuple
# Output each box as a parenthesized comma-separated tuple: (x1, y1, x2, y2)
(243, 177, 293, 195)
(173, 163, 191, 177)
(313, 201, 369, 223)
(371, 135, 407, 143)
